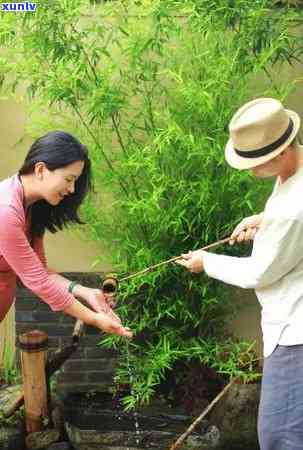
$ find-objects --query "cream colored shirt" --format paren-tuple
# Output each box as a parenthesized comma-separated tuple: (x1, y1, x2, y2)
(202, 165, 303, 357)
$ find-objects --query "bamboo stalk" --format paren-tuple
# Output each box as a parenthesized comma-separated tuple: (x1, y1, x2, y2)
(168, 377, 238, 450)
(19, 330, 49, 433)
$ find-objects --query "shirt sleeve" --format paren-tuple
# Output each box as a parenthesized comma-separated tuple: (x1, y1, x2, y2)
(0, 205, 75, 311)
(32, 235, 47, 267)
(202, 217, 303, 290)
(32, 235, 56, 274)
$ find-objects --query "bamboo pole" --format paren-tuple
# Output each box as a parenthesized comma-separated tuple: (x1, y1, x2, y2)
(18, 330, 49, 433)
(102, 236, 231, 293)
(168, 378, 238, 450)
(120, 236, 231, 282)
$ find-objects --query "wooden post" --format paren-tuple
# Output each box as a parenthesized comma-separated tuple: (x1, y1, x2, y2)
(18, 330, 49, 433)
(4, 320, 84, 419)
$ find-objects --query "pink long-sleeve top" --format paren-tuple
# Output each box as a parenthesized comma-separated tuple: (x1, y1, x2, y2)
(0, 174, 75, 318)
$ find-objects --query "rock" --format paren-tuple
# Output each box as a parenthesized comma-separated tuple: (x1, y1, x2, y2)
(186, 426, 220, 448)
(49, 393, 67, 441)
(210, 382, 260, 450)
(0, 384, 23, 417)
(0, 424, 25, 450)
(45, 442, 72, 450)
(26, 429, 60, 450)
(61, 392, 221, 450)
(51, 406, 65, 434)
(66, 421, 206, 450)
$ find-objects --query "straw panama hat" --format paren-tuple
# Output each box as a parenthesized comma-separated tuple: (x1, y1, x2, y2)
(225, 97, 301, 170)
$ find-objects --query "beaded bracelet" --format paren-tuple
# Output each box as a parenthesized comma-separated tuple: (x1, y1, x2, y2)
(68, 280, 78, 294)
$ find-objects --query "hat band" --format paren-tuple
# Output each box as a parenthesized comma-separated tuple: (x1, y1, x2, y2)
(235, 118, 294, 159)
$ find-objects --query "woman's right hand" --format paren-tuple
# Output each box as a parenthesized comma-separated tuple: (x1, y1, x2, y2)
(229, 213, 263, 245)
(92, 310, 133, 339)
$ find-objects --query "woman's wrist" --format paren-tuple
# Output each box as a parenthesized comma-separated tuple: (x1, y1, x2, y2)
(68, 280, 78, 294)
(63, 298, 96, 326)
(69, 282, 88, 299)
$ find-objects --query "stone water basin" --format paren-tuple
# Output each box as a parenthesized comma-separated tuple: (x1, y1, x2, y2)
(62, 392, 219, 450)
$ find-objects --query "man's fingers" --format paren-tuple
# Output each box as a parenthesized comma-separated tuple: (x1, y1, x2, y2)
(230, 215, 261, 244)
(245, 227, 257, 241)
(236, 230, 246, 243)
(230, 230, 239, 241)
(180, 251, 192, 260)
(231, 219, 256, 241)
(176, 259, 190, 268)
(230, 227, 258, 245)
(176, 258, 199, 273)
(230, 222, 245, 240)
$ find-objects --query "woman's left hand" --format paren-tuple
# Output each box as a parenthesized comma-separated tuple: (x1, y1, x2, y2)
(82, 288, 118, 317)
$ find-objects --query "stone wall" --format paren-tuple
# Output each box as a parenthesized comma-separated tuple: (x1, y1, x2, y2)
(15, 273, 119, 394)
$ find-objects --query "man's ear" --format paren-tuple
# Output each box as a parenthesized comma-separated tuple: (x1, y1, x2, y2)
(278, 148, 289, 158)
(283, 145, 294, 158)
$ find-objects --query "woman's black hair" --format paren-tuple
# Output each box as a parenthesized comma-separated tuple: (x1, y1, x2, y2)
(18, 131, 92, 237)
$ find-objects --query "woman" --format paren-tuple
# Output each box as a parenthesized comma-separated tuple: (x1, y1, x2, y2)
(0, 130, 132, 338)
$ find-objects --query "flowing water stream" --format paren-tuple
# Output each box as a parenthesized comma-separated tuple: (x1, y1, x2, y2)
(119, 340, 141, 448)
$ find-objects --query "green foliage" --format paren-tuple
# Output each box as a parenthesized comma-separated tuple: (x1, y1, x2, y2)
(0, 344, 19, 386)
(0, 409, 24, 427)
(1, 0, 302, 407)
(110, 337, 261, 410)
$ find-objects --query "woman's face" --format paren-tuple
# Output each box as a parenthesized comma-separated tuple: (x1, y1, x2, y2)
(39, 160, 85, 206)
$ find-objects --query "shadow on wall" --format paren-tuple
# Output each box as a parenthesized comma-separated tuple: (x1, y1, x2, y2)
(229, 287, 262, 356)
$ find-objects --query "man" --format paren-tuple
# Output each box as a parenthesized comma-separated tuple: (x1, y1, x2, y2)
(177, 97, 303, 450)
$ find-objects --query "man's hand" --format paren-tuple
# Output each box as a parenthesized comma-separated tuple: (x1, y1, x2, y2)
(229, 213, 263, 245)
(176, 249, 204, 273)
